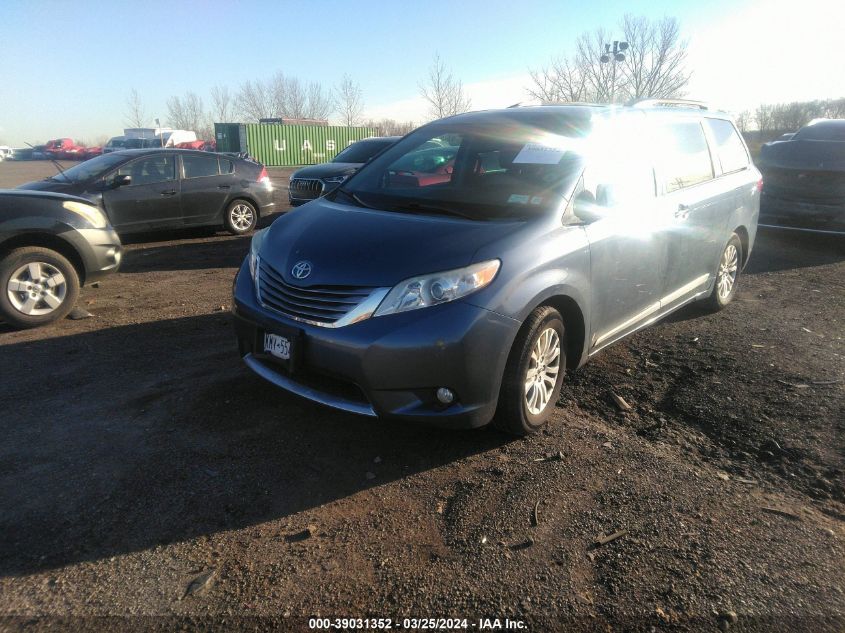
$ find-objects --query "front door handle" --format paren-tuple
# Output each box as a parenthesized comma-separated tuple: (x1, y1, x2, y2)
(674, 204, 690, 220)
(160, 190, 177, 196)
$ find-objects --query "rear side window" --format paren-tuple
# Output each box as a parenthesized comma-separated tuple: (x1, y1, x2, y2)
(182, 154, 219, 179)
(705, 119, 749, 174)
(658, 121, 714, 193)
(219, 158, 235, 174)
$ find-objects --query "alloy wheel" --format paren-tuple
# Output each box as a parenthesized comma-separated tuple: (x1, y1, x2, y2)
(230, 204, 255, 231)
(717, 244, 738, 301)
(6, 261, 67, 316)
(524, 327, 561, 415)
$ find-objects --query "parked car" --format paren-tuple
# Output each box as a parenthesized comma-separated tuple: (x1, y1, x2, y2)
(102, 136, 126, 154)
(0, 190, 122, 328)
(288, 136, 400, 206)
(82, 146, 103, 160)
(17, 149, 274, 235)
(44, 138, 84, 160)
(8, 148, 33, 161)
(758, 119, 845, 233)
(233, 103, 760, 435)
(123, 138, 166, 150)
(0, 146, 13, 161)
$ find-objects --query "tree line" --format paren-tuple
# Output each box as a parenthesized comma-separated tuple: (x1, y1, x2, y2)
(121, 15, 842, 142)
(735, 98, 845, 137)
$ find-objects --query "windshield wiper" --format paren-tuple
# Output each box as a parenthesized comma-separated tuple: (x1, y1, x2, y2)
(334, 187, 377, 210)
(390, 201, 478, 221)
(27, 142, 67, 181)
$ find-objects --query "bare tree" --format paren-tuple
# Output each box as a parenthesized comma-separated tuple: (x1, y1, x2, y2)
(236, 79, 273, 121)
(527, 57, 588, 103)
(266, 73, 332, 120)
(361, 118, 417, 136)
(305, 82, 333, 120)
(734, 110, 752, 133)
(620, 15, 690, 101)
(167, 91, 211, 137)
(755, 104, 773, 135)
(527, 15, 690, 104)
(210, 85, 233, 122)
(124, 89, 147, 128)
(334, 74, 364, 126)
(419, 54, 471, 120)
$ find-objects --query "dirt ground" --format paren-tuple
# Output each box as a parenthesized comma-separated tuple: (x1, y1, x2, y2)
(0, 160, 843, 632)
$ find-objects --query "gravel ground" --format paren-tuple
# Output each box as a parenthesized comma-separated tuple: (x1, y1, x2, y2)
(0, 161, 843, 632)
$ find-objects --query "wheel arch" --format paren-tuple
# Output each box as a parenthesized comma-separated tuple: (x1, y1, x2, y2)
(0, 232, 86, 285)
(521, 293, 587, 370)
(733, 225, 750, 268)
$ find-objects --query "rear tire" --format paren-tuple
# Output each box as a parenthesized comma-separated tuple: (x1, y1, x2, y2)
(702, 234, 742, 312)
(0, 247, 80, 329)
(493, 306, 566, 436)
(225, 200, 257, 235)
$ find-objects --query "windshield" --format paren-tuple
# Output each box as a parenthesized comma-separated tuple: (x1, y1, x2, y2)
(334, 112, 590, 220)
(332, 139, 394, 163)
(49, 153, 128, 182)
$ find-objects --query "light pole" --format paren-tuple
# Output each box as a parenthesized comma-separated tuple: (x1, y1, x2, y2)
(600, 40, 628, 104)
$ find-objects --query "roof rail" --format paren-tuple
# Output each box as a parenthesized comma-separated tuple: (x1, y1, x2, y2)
(631, 99, 709, 110)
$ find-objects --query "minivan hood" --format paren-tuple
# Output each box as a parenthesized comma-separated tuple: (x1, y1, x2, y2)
(259, 198, 522, 287)
(291, 162, 361, 180)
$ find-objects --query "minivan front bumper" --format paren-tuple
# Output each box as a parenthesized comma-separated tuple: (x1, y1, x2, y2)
(232, 260, 520, 429)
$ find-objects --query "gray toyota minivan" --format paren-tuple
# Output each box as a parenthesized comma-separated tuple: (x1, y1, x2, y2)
(233, 102, 760, 435)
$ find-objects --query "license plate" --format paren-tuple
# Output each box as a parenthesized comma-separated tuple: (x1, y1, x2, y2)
(263, 333, 291, 360)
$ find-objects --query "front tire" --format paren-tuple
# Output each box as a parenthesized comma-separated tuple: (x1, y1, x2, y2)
(225, 200, 257, 235)
(0, 247, 80, 329)
(493, 306, 567, 436)
(702, 234, 742, 312)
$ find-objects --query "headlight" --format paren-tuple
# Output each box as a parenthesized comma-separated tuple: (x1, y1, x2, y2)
(62, 200, 107, 229)
(249, 227, 269, 283)
(322, 174, 349, 184)
(374, 260, 500, 317)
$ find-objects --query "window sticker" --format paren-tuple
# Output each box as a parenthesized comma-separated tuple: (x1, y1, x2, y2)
(530, 196, 544, 205)
(508, 194, 530, 204)
(513, 142, 568, 165)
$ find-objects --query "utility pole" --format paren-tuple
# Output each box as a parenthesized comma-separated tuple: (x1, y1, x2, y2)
(600, 40, 628, 104)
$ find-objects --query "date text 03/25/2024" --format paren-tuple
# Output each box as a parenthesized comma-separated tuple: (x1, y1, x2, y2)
(308, 618, 528, 630)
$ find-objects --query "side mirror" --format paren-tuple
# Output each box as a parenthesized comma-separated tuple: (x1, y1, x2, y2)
(572, 191, 602, 224)
(112, 174, 131, 188)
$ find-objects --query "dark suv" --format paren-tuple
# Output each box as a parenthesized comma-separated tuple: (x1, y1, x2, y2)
(288, 137, 400, 206)
(18, 149, 274, 235)
(233, 103, 760, 435)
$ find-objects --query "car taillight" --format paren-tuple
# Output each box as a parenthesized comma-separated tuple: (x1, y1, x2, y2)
(756, 178, 763, 192)
(258, 166, 269, 183)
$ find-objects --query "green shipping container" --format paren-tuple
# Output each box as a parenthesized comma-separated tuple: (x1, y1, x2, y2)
(214, 123, 246, 153)
(238, 123, 379, 166)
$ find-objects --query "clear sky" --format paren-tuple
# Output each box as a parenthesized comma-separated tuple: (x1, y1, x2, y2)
(0, 0, 841, 145)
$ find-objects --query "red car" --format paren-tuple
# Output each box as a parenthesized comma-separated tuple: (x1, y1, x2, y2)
(82, 146, 103, 160)
(44, 138, 87, 160)
(175, 139, 216, 151)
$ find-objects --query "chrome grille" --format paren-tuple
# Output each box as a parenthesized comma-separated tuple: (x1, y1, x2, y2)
(289, 178, 324, 199)
(258, 260, 374, 325)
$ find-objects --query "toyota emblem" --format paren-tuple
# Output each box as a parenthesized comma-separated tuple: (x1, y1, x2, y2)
(291, 261, 312, 279)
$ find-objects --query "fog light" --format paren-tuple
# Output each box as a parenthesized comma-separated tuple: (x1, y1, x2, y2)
(436, 387, 455, 405)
